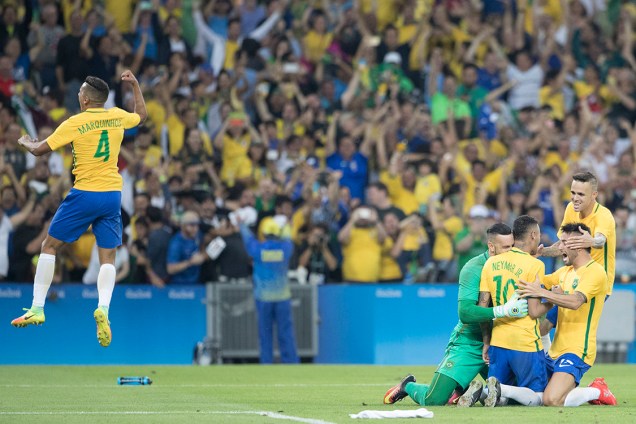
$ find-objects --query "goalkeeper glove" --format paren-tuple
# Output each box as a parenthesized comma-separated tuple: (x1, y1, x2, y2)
(493, 293, 528, 319)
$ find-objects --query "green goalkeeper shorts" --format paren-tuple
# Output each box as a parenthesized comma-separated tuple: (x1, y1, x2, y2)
(435, 341, 487, 390)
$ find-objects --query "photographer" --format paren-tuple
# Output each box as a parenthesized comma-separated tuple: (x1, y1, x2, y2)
(294, 223, 339, 285)
(338, 205, 386, 283)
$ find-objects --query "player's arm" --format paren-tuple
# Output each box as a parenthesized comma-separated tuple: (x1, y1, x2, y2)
(460, 295, 528, 323)
(459, 267, 528, 322)
(518, 276, 586, 311)
(563, 226, 606, 250)
(17, 134, 53, 156)
(538, 240, 561, 257)
(121, 70, 147, 124)
(478, 291, 493, 363)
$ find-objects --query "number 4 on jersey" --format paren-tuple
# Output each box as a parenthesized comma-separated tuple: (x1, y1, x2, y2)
(94, 130, 110, 162)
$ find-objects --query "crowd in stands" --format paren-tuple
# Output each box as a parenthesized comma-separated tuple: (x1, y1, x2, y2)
(2, 0, 636, 287)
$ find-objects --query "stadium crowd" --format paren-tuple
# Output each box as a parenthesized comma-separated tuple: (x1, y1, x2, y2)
(1, 0, 636, 287)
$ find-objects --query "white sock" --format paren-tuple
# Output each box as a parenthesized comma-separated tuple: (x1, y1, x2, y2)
(97, 264, 117, 309)
(541, 334, 552, 353)
(501, 384, 543, 406)
(32, 254, 56, 308)
(563, 387, 601, 407)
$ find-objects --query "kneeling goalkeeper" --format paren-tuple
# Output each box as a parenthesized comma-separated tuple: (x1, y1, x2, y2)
(383, 223, 528, 406)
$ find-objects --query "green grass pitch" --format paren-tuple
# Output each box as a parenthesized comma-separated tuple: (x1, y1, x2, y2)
(0, 365, 634, 423)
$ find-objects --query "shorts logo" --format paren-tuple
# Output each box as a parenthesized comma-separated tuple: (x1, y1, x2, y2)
(572, 278, 579, 289)
(445, 361, 454, 369)
(558, 359, 574, 368)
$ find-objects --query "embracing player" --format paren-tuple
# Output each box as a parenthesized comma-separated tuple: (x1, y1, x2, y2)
(383, 223, 529, 406)
(539, 172, 615, 347)
(474, 216, 547, 407)
(10, 71, 146, 347)
(512, 222, 616, 407)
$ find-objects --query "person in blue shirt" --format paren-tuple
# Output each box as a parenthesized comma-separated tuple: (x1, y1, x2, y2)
(325, 127, 372, 204)
(240, 217, 299, 364)
(166, 211, 208, 284)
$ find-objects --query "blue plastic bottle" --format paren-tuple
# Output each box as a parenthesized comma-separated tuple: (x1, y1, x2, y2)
(117, 376, 152, 385)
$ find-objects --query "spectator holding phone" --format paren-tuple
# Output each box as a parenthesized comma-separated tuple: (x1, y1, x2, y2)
(338, 206, 386, 283)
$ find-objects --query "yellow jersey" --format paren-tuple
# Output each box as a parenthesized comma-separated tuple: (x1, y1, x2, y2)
(165, 115, 213, 157)
(414, 173, 442, 208)
(302, 31, 333, 64)
(433, 215, 463, 261)
(542, 261, 608, 365)
(560, 202, 616, 294)
(380, 171, 418, 215)
(480, 248, 545, 352)
(342, 227, 382, 283)
(380, 237, 402, 282)
(46, 107, 141, 191)
(539, 86, 565, 121)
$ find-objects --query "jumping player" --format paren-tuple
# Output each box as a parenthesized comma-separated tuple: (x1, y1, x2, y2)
(10, 71, 146, 348)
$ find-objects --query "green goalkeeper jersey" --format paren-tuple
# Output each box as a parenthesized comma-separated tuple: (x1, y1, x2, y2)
(448, 251, 489, 346)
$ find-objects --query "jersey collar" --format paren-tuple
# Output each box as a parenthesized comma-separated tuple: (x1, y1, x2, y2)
(510, 247, 528, 255)
(85, 107, 106, 113)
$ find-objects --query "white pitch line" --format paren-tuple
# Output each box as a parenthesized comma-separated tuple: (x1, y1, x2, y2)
(0, 410, 336, 424)
(0, 383, 387, 388)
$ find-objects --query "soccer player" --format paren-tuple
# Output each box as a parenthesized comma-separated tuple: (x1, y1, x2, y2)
(383, 223, 529, 407)
(514, 222, 616, 407)
(476, 215, 547, 407)
(539, 172, 615, 349)
(10, 71, 146, 348)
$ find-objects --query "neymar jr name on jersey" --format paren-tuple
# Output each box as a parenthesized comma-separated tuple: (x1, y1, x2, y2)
(77, 118, 124, 135)
(490, 260, 524, 278)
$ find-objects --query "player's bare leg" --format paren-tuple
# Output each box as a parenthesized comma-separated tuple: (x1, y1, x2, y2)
(547, 373, 617, 407)
(94, 247, 117, 347)
(11, 235, 65, 327)
(543, 372, 577, 406)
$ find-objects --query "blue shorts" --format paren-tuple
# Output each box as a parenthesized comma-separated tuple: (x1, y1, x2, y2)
(49, 189, 122, 249)
(488, 346, 548, 392)
(544, 352, 591, 386)
(546, 294, 610, 325)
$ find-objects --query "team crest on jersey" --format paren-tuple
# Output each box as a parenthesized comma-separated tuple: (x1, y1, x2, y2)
(445, 361, 454, 369)
(572, 278, 579, 289)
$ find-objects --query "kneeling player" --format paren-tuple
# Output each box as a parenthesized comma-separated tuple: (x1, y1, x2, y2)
(515, 222, 616, 407)
(383, 224, 528, 406)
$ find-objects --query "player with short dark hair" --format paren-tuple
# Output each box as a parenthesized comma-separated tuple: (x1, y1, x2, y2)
(383, 223, 529, 407)
(472, 215, 546, 407)
(500, 222, 617, 407)
(11, 72, 147, 348)
(539, 171, 616, 351)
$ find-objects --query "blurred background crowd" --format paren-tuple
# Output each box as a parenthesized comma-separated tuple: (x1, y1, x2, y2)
(2, 0, 636, 287)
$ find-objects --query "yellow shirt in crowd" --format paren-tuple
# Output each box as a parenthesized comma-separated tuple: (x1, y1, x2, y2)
(342, 227, 381, 283)
(165, 114, 213, 157)
(380, 237, 402, 281)
(303, 31, 333, 64)
(220, 133, 251, 185)
(433, 215, 463, 261)
(380, 171, 418, 215)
